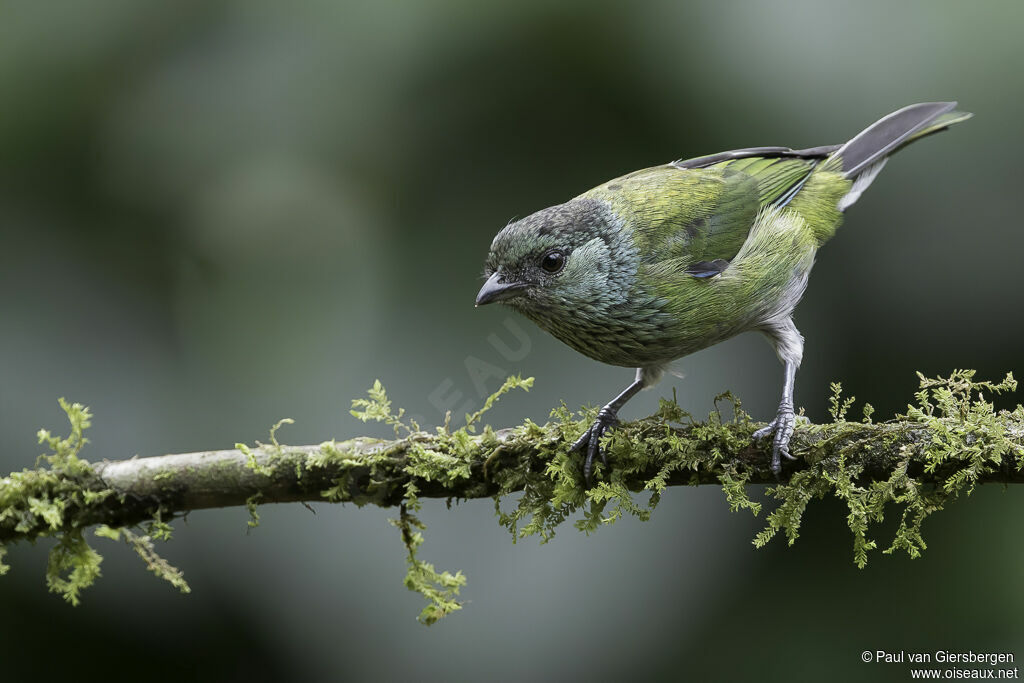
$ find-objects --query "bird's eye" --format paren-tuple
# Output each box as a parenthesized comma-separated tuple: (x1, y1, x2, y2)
(540, 250, 566, 274)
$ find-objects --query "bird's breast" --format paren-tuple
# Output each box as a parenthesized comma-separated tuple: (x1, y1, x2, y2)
(516, 289, 710, 368)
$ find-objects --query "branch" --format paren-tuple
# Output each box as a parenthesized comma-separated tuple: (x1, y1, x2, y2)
(5, 399, 1024, 546)
(2, 371, 1023, 619)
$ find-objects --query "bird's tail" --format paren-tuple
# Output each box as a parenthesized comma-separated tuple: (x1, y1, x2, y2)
(820, 102, 973, 211)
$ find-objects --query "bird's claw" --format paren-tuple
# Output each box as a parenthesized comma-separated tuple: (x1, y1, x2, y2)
(571, 409, 619, 484)
(753, 409, 797, 476)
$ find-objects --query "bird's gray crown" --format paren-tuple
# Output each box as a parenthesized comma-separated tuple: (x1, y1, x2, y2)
(484, 198, 615, 278)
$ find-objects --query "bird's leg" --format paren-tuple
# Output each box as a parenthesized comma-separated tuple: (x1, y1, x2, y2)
(571, 370, 645, 484)
(752, 360, 798, 475)
(753, 318, 803, 476)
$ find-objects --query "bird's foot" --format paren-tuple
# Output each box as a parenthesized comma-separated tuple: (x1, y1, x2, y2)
(753, 408, 797, 476)
(571, 408, 619, 485)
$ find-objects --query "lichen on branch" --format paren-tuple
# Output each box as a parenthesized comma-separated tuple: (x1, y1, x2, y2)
(0, 371, 1022, 622)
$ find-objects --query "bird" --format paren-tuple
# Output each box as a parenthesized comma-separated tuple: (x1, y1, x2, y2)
(475, 102, 971, 482)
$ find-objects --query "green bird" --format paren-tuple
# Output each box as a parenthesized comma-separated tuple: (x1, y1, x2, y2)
(475, 102, 971, 481)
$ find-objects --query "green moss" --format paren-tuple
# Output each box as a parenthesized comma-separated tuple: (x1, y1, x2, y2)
(391, 498, 466, 625)
(246, 493, 262, 529)
(754, 371, 1024, 565)
(493, 390, 759, 544)
(240, 418, 296, 478)
(93, 525, 190, 594)
(0, 400, 109, 603)
(3, 370, 1021, 623)
(492, 371, 1024, 570)
(327, 374, 534, 624)
(46, 529, 103, 606)
(0, 400, 189, 603)
(828, 381, 856, 421)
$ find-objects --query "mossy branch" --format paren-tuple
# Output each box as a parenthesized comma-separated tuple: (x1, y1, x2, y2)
(2, 371, 1023, 622)
(4, 406, 1023, 544)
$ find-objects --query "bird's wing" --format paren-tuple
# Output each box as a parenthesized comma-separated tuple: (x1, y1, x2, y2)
(712, 155, 819, 206)
(586, 151, 831, 274)
(671, 144, 839, 171)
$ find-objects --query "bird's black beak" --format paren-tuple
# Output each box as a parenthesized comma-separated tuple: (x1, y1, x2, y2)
(475, 271, 527, 306)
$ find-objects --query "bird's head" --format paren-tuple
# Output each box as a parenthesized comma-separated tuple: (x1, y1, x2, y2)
(476, 198, 638, 319)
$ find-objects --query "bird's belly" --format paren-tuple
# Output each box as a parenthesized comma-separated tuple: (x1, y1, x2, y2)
(526, 305, 730, 368)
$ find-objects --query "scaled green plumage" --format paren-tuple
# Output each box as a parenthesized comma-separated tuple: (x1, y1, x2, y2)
(476, 102, 972, 480)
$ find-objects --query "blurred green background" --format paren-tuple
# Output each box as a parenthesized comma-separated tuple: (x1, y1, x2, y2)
(1, 1, 1022, 681)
